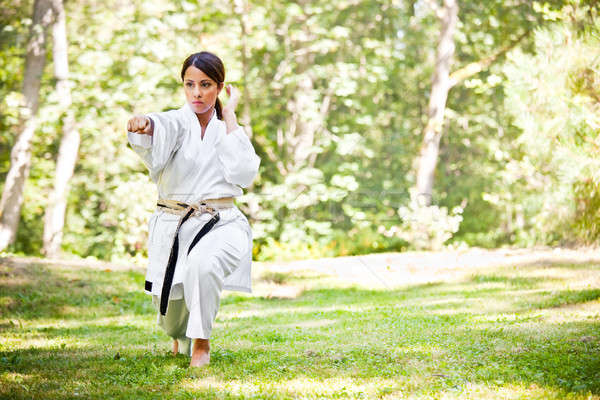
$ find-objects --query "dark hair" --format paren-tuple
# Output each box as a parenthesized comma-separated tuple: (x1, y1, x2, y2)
(181, 52, 225, 120)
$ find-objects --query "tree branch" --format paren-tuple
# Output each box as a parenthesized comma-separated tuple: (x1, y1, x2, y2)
(449, 29, 530, 88)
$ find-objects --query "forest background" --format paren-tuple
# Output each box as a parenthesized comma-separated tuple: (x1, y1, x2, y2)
(0, 0, 598, 263)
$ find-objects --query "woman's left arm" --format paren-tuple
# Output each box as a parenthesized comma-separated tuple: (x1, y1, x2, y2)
(215, 85, 261, 188)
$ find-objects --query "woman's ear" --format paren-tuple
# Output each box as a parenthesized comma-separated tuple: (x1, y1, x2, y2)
(217, 82, 224, 95)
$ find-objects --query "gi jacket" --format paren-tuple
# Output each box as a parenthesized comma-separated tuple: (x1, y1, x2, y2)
(127, 102, 261, 296)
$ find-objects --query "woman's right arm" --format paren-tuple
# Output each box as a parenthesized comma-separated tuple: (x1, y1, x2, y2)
(126, 110, 186, 182)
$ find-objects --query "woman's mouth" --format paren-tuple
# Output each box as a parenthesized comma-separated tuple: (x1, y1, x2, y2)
(193, 101, 203, 105)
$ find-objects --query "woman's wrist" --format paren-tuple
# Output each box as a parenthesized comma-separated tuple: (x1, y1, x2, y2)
(222, 107, 236, 119)
(222, 108, 238, 134)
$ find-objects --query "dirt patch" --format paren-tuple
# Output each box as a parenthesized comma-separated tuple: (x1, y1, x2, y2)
(253, 247, 600, 289)
(2, 247, 598, 292)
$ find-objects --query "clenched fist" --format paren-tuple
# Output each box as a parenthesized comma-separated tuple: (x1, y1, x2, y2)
(127, 115, 153, 135)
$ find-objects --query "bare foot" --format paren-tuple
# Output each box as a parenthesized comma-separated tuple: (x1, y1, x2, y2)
(172, 339, 178, 356)
(189, 338, 210, 367)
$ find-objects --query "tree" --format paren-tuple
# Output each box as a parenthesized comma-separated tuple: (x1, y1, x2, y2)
(414, 0, 458, 205)
(413, 0, 561, 205)
(42, 0, 79, 257)
(502, 4, 600, 244)
(0, 0, 57, 251)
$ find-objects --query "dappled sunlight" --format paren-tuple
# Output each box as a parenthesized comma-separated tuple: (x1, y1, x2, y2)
(280, 318, 337, 329)
(412, 296, 486, 316)
(182, 375, 398, 398)
(251, 282, 305, 299)
(1, 304, 150, 329)
(472, 299, 600, 326)
(419, 297, 467, 307)
(431, 381, 585, 400)
(473, 313, 544, 324)
(0, 335, 93, 352)
(0, 321, 159, 352)
(499, 265, 600, 280)
(180, 373, 592, 399)
(407, 294, 517, 315)
(218, 303, 377, 322)
(2, 255, 599, 398)
(400, 344, 449, 358)
(541, 300, 600, 323)
(32, 314, 152, 331)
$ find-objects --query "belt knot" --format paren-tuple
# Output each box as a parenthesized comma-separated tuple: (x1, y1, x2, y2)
(157, 197, 234, 217)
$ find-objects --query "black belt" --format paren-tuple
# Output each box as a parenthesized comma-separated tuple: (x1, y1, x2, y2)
(144, 202, 221, 315)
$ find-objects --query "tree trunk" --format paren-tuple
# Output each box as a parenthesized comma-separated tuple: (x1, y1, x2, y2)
(414, 0, 458, 205)
(0, 0, 56, 251)
(232, 0, 253, 139)
(42, 0, 79, 257)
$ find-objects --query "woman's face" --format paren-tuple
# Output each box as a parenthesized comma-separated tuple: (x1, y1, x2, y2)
(183, 65, 222, 115)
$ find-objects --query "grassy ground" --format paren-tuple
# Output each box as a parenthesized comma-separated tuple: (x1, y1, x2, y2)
(0, 254, 599, 399)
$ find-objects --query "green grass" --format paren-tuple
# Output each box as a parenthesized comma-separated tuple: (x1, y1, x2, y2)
(1, 257, 599, 399)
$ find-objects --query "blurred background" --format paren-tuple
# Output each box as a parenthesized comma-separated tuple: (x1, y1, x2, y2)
(0, 0, 598, 263)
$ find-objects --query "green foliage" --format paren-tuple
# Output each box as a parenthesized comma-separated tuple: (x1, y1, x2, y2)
(573, 179, 600, 242)
(0, 0, 33, 175)
(391, 190, 464, 251)
(502, 11, 600, 245)
(1, 0, 598, 260)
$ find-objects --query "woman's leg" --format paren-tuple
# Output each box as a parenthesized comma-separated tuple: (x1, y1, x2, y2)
(151, 296, 192, 356)
(184, 222, 248, 367)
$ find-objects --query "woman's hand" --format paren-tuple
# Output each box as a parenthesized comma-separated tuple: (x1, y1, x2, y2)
(222, 85, 241, 134)
(127, 115, 153, 135)
(222, 84, 240, 115)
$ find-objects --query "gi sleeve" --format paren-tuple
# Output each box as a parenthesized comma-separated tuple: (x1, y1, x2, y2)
(214, 125, 261, 188)
(127, 109, 186, 182)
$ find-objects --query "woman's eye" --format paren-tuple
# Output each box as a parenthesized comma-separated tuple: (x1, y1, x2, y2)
(185, 82, 193, 87)
(202, 82, 211, 88)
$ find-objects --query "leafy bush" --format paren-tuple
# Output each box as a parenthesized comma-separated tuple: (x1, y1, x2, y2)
(503, 17, 600, 245)
(384, 190, 463, 251)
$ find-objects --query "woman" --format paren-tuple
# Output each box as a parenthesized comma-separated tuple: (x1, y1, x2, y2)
(126, 51, 260, 367)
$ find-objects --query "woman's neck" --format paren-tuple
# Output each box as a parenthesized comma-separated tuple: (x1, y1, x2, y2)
(195, 107, 214, 128)
(195, 107, 215, 137)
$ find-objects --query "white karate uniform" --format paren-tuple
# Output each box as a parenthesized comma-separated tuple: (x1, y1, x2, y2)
(127, 102, 260, 348)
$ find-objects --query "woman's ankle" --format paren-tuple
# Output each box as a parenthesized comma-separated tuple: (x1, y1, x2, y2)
(192, 338, 210, 353)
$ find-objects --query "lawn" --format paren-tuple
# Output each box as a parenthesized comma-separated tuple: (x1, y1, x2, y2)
(0, 253, 599, 399)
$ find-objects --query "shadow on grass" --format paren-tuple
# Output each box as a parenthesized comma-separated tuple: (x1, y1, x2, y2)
(0, 262, 151, 321)
(468, 274, 549, 288)
(514, 259, 600, 271)
(524, 288, 600, 309)
(1, 259, 599, 399)
(2, 318, 598, 399)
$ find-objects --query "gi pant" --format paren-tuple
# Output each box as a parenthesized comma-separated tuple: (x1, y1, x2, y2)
(151, 220, 248, 355)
